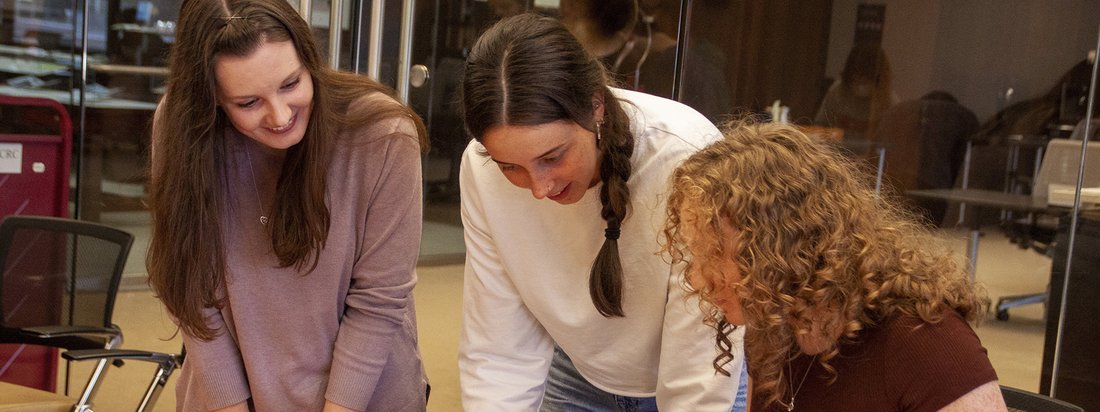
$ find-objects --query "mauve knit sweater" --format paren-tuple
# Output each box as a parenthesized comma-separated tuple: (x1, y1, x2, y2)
(171, 101, 427, 411)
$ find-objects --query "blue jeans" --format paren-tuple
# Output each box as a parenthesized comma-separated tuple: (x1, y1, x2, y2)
(540, 347, 748, 412)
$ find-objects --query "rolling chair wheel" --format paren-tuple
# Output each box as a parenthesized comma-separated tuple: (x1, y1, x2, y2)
(995, 297, 1010, 321)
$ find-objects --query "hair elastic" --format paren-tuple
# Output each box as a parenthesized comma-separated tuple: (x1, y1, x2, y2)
(604, 226, 620, 240)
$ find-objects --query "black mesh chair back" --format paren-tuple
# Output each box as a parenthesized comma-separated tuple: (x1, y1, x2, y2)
(0, 215, 131, 398)
(1002, 385, 1084, 412)
(0, 215, 131, 347)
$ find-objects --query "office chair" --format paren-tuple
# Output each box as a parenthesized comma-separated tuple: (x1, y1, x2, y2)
(871, 94, 978, 226)
(1000, 121, 1095, 256)
(0, 215, 181, 412)
(996, 138, 1100, 321)
(1001, 385, 1084, 412)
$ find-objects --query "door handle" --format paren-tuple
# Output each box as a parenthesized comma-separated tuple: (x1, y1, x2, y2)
(409, 64, 429, 88)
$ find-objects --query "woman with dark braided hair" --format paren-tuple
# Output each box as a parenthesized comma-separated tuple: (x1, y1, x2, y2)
(147, 0, 428, 409)
(458, 13, 746, 411)
(663, 120, 1007, 411)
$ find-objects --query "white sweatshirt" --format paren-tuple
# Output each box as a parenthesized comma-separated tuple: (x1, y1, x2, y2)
(458, 88, 745, 411)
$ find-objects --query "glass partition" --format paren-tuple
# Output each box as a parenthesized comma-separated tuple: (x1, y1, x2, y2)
(391, 0, 1097, 406)
(1, 0, 170, 277)
(674, 1, 1099, 408)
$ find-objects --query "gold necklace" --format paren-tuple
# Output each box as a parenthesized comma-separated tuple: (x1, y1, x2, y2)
(243, 147, 269, 226)
(779, 355, 816, 411)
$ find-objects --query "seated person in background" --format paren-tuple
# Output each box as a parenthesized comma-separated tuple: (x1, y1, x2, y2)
(815, 45, 898, 141)
(559, 0, 731, 121)
(871, 91, 978, 226)
(558, 0, 639, 64)
(662, 120, 1008, 411)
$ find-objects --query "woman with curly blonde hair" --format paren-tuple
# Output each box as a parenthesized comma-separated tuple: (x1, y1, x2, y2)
(662, 120, 1007, 411)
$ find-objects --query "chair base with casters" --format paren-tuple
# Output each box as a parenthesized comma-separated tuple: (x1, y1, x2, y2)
(996, 291, 1048, 321)
(995, 219, 1051, 321)
(994, 138, 1100, 321)
(1001, 385, 1083, 412)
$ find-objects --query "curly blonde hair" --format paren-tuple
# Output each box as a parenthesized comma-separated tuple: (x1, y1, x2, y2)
(661, 120, 986, 408)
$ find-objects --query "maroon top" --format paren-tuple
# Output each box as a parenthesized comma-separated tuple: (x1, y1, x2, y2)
(752, 310, 997, 412)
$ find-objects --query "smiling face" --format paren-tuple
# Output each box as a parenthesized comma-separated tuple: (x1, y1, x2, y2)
(481, 119, 603, 204)
(215, 40, 314, 150)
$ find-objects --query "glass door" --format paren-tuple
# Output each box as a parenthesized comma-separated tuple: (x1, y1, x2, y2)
(358, 0, 512, 264)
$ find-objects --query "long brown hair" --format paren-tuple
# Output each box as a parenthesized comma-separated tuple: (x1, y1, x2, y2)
(148, 0, 426, 340)
(839, 45, 894, 135)
(462, 13, 634, 317)
(662, 120, 985, 408)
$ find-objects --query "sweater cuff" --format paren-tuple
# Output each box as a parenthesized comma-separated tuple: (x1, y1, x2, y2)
(324, 362, 382, 409)
(186, 361, 252, 410)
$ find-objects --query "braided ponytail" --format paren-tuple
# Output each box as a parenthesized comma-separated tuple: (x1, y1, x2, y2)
(590, 93, 634, 317)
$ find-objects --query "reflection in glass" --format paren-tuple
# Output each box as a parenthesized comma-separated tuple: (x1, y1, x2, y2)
(1, 0, 175, 278)
(815, 45, 898, 141)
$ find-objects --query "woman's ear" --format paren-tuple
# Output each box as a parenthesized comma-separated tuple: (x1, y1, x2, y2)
(592, 94, 605, 123)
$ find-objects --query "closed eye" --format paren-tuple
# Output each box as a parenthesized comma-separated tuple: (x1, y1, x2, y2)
(281, 77, 301, 91)
(236, 99, 259, 109)
(540, 147, 567, 165)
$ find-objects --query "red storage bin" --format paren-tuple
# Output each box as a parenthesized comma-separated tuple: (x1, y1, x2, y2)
(0, 94, 72, 392)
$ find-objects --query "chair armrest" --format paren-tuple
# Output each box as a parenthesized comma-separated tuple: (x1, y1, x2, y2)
(21, 325, 121, 338)
(1, 325, 122, 351)
(63, 348, 181, 370)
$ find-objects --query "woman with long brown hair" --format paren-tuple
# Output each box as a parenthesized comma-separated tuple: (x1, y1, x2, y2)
(147, 0, 428, 409)
(663, 120, 1007, 411)
(815, 45, 898, 140)
(458, 13, 746, 411)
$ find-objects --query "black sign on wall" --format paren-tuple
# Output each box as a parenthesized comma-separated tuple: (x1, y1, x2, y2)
(855, 3, 886, 47)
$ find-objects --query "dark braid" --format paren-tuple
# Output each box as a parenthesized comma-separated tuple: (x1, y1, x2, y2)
(590, 90, 634, 317)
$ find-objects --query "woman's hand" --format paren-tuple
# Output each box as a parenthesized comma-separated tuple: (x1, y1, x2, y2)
(211, 402, 249, 412)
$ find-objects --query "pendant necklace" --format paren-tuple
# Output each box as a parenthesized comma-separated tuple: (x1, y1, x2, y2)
(243, 147, 269, 226)
(779, 355, 816, 411)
